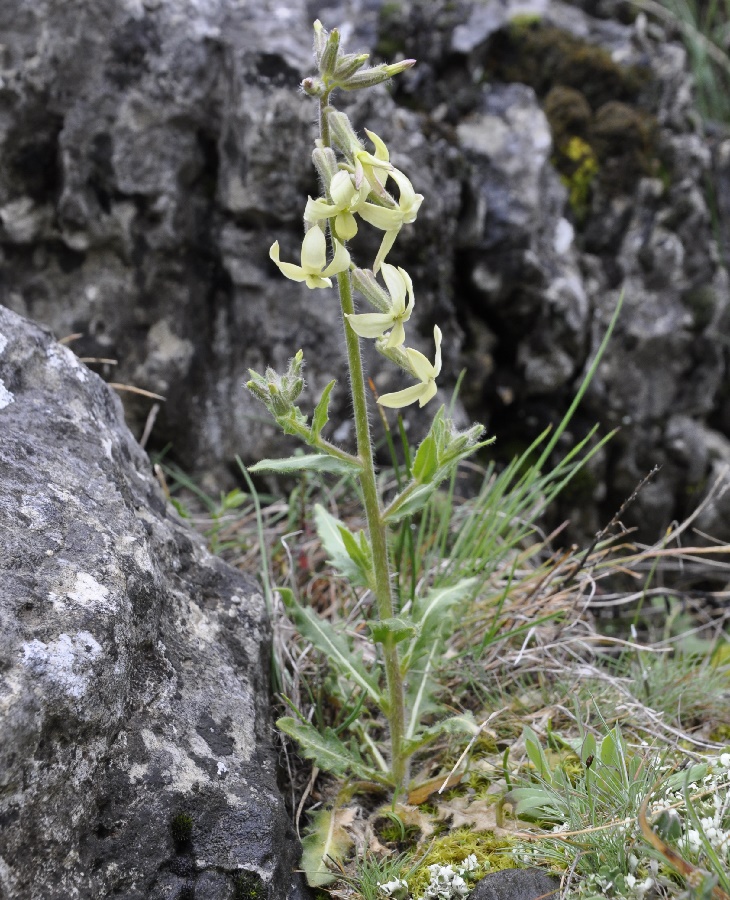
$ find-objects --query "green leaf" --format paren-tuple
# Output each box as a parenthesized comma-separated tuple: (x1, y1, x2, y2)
(300, 807, 354, 888)
(314, 504, 372, 587)
(249, 453, 361, 475)
(383, 483, 436, 524)
(280, 591, 381, 704)
(524, 726, 552, 783)
(277, 717, 380, 781)
(413, 577, 478, 630)
(370, 617, 417, 645)
(402, 713, 479, 756)
(310, 380, 336, 442)
(412, 432, 439, 484)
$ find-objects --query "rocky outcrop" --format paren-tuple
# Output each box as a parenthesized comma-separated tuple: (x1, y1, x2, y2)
(1, 0, 730, 540)
(0, 304, 302, 898)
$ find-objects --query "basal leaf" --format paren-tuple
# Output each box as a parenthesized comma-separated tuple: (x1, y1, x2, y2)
(277, 717, 379, 781)
(250, 453, 361, 475)
(301, 807, 355, 888)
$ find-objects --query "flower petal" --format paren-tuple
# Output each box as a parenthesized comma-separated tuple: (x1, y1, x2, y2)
(305, 274, 333, 289)
(417, 379, 438, 407)
(385, 321, 406, 347)
(335, 210, 358, 241)
(405, 346, 435, 382)
(346, 312, 393, 338)
(304, 196, 337, 223)
(378, 383, 427, 409)
(373, 228, 399, 273)
(330, 170, 356, 207)
(322, 239, 351, 277)
(270, 241, 308, 282)
(300, 226, 327, 272)
(381, 263, 406, 312)
(364, 129, 390, 163)
(433, 325, 443, 377)
(358, 202, 403, 231)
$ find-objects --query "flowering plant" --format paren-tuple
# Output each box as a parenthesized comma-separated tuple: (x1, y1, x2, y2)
(246, 21, 493, 796)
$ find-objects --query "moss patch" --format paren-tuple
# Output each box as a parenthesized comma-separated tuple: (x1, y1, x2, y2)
(407, 828, 516, 898)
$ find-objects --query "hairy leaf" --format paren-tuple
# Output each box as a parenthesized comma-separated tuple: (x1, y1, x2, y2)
(301, 807, 355, 887)
(250, 453, 361, 475)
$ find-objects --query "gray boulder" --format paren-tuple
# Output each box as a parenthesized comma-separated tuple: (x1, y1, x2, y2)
(469, 867, 560, 900)
(0, 304, 302, 898)
(1, 0, 730, 541)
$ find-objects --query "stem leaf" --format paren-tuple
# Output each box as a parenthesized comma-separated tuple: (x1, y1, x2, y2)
(310, 380, 337, 442)
(249, 453, 361, 475)
(370, 616, 417, 645)
(280, 589, 382, 704)
(314, 503, 373, 588)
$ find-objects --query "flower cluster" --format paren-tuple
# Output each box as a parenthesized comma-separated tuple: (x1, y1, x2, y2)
(268, 22, 438, 410)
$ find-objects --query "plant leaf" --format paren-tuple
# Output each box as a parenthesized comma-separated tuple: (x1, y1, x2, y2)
(310, 380, 336, 442)
(314, 504, 372, 587)
(300, 807, 355, 888)
(370, 617, 417, 645)
(280, 591, 381, 704)
(250, 453, 361, 475)
(277, 717, 381, 781)
(383, 483, 436, 523)
(412, 432, 438, 483)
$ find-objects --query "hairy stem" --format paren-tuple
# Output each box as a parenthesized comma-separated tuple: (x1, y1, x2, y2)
(320, 95, 408, 792)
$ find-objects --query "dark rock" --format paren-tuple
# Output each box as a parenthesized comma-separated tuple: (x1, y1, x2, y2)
(0, 304, 302, 897)
(469, 867, 561, 900)
(1, 0, 730, 542)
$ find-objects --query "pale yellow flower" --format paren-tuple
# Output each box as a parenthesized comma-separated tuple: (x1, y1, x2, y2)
(358, 169, 424, 271)
(346, 264, 414, 348)
(378, 326, 442, 409)
(304, 170, 364, 241)
(269, 226, 350, 289)
(352, 129, 392, 196)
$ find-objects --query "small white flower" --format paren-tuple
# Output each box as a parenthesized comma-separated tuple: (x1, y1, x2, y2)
(720, 752, 730, 769)
(378, 325, 443, 409)
(270, 226, 350, 289)
(346, 264, 414, 347)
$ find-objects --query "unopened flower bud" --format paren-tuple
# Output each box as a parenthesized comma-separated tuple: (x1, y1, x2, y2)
(384, 59, 416, 77)
(333, 52, 370, 81)
(312, 145, 339, 191)
(351, 267, 391, 313)
(327, 109, 362, 156)
(338, 63, 412, 91)
(319, 28, 340, 77)
(312, 20, 327, 65)
(302, 77, 326, 97)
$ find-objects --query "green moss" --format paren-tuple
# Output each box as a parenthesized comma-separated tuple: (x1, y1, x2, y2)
(555, 136, 599, 221)
(234, 871, 266, 900)
(489, 23, 648, 109)
(407, 829, 516, 898)
(170, 812, 194, 846)
(710, 722, 730, 742)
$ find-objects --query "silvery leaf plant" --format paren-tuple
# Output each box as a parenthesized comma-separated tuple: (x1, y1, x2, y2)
(246, 21, 493, 796)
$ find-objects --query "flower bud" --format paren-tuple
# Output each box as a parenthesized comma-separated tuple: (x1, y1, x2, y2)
(327, 109, 362, 156)
(319, 28, 340, 78)
(337, 63, 413, 91)
(333, 52, 370, 81)
(301, 77, 326, 97)
(312, 19, 327, 65)
(312, 145, 339, 191)
(351, 267, 391, 313)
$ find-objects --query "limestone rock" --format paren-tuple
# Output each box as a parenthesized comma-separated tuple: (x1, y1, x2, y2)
(1, 0, 729, 541)
(0, 305, 302, 898)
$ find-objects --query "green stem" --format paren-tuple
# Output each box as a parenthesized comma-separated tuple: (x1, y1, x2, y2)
(320, 95, 408, 793)
(336, 268, 408, 792)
